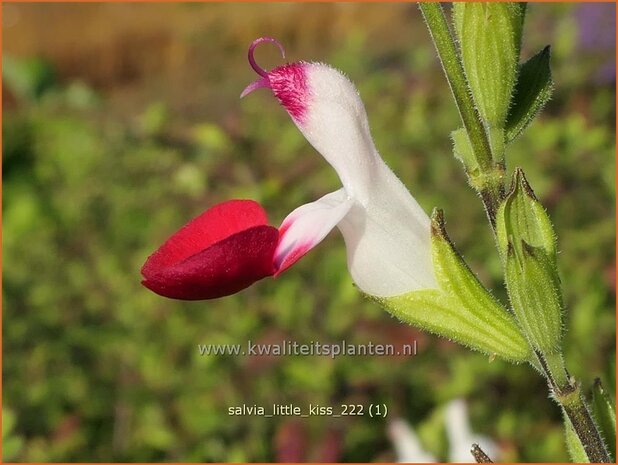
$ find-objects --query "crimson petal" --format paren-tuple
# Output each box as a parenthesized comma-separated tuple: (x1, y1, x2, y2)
(142, 200, 278, 300)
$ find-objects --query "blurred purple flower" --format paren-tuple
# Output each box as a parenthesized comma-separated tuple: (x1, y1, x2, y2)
(576, 3, 615, 83)
(577, 3, 615, 49)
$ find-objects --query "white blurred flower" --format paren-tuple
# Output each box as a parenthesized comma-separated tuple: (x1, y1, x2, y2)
(445, 398, 498, 463)
(388, 418, 437, 463)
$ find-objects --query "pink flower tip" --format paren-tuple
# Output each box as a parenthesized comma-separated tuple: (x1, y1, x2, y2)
(241, 37, 310, 123)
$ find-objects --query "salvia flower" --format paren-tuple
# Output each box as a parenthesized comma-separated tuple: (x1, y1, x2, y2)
(142, 37, 531, 364)
(142, 37, 436, 300)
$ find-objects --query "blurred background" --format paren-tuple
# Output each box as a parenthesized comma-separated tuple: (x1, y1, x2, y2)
(2, 3, 615, 462)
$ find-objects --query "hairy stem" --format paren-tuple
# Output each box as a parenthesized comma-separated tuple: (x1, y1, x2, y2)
(561, 391, 610, 463)
(421, 4, 611, 462)
(419, 2, 504, 227)
(539, 352, 611, 462)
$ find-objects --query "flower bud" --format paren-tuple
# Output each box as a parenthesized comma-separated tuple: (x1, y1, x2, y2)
(496, 168, 556, 259)
(505, 240, 563, 354)
(453, 3, 526, 128)
(497, 168, 563, 354)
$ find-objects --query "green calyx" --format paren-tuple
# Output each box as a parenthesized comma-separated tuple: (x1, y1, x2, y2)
(496, 168, 556, 259)
(368, 209, 530, 363)
(505, 241, 563, 354)
(453, 2, 526, 128)
(497, 168, 563, 355)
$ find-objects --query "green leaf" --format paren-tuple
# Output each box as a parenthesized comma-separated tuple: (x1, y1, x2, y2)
(591, 378, 616, 460)
(506, 46, 553, 142)
(451, 127, 506, 193)
(369, 209, 530, 363)
(451, 127, 479, 174)
(453, 3, 526, 127)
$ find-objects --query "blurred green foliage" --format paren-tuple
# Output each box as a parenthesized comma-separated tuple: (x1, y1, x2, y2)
(3, 3, 615, 462)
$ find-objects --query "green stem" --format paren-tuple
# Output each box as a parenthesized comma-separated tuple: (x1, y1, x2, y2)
(419, 2, 504, 227)
(559, 385, 611, 463)
(418, 3, 492, 170)
(537, 351, 611, 462)
(420, 5, 609, 461)
(478, 179, 504, 230)
(543, 351, 569, 388)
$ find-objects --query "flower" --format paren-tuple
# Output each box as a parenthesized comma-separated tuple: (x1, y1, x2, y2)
(142, 37, 436, 300)
(387, 399, 499, 463)
(445, 399, 498, 463)
(388, 418, 437, 463)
